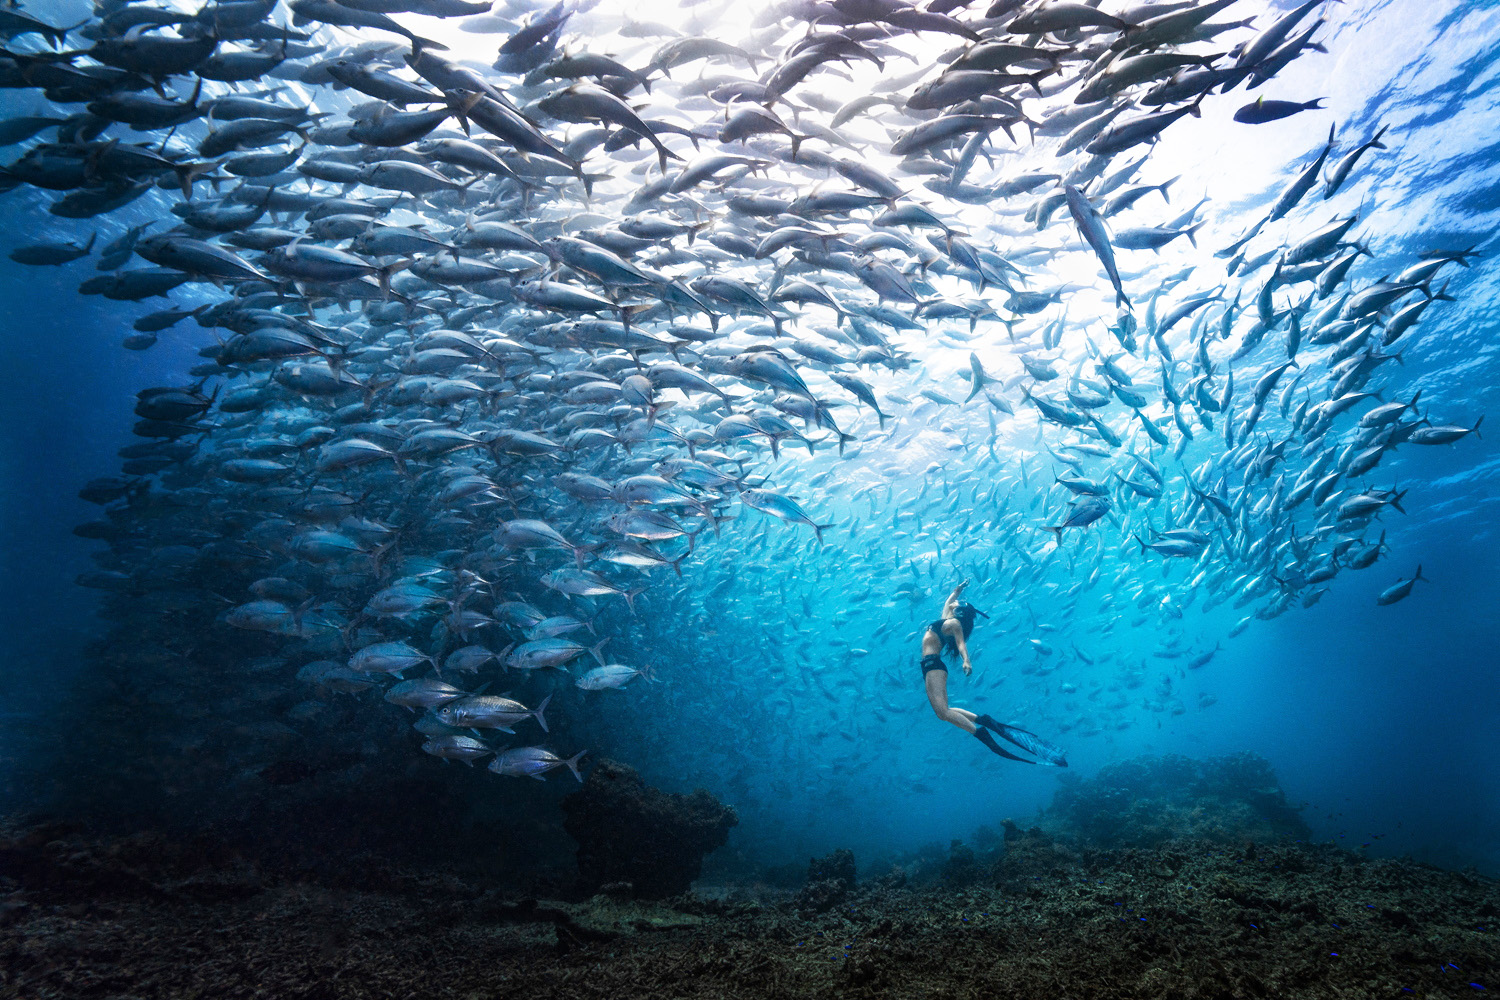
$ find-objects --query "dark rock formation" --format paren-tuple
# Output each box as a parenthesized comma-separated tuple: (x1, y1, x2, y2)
(560, 758, 737, 900)
(794, 877, 848, 914)
(806, 847, 855, 886)
(941, 839, 981, 887)
(1, 817, 1496, 999)
(795, 848, 856, 914)
(995, 819, 1075, 884)
(1045, 751, 1312, 849)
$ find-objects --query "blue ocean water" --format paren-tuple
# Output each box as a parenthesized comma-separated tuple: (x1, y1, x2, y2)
(0, 0, 1496, 884)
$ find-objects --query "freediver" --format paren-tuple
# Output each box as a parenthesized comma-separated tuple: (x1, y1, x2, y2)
(921, 580, 1069, 766)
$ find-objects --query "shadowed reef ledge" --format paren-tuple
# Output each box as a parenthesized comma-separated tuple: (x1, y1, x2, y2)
(0, 818, 1495, 999)
(1, 753, 1494, 998)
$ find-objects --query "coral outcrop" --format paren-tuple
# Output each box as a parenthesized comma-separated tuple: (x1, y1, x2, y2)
(560, 758, 737, 900)
(795, 848, 856, 914)
(1045, 751, 1312, 848)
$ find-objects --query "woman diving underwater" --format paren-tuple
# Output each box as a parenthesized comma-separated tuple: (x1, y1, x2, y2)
(921, 581, 1069, 766)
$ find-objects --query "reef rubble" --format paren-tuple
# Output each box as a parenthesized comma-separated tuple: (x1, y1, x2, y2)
(0, 818, 1494, 999)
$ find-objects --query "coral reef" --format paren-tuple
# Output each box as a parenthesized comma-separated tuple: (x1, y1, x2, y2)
(561, 758, 738, 900)
(806, 847, 856, 885)
(0, 818, 1494, 999)
(941, 839, 983, 887)
(1045, 751, 1312, 849)
(794, 848, 857, 914)
(0, 752, 1484, 997)
(994, 819, 1077, 886)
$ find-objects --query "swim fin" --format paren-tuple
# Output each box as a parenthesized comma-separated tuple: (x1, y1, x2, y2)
(974, 726, 1032, 763)
(975, 715, 1069, 767)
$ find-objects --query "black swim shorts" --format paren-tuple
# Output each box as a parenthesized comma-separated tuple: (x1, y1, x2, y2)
(921, 653, 946, 676)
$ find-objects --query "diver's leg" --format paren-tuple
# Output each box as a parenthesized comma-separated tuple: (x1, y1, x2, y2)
(948, 703, 1034, 763)
(925, 669, 977, 734)
(927, 676, 1026, 761)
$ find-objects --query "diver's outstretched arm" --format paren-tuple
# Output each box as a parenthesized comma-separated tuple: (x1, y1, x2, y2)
(941, 579, 967, 619)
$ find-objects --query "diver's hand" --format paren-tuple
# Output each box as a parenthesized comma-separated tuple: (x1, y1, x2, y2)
(962, 659, 972, 676)
(955, 580, 968, 593)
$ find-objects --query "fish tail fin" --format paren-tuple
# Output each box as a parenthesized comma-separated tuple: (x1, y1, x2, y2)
(589, 637, 610, 666)
(1185, 221, 1204, 248)
(1042, 526, 1063, 547)
(534, 693, 551, 733)
(1472, 415, 1484, 438)
(50, 19, 84, 47)
(1369, 123, 1389, 149)
(814, 522, 835, 546)
(623, 587, 647, 616)
(1414, 564, 1426, 583)
(1159, 175, 1178, 203)
(174, 160, 219, 200)
(564, 750, 587, 783)
(379, 258, 414, 300)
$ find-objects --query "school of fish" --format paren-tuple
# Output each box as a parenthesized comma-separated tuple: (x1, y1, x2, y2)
(3, 0, 1485, 799)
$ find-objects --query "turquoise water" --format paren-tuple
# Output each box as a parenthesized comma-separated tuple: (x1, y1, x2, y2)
(0, 0, 1496, 877)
